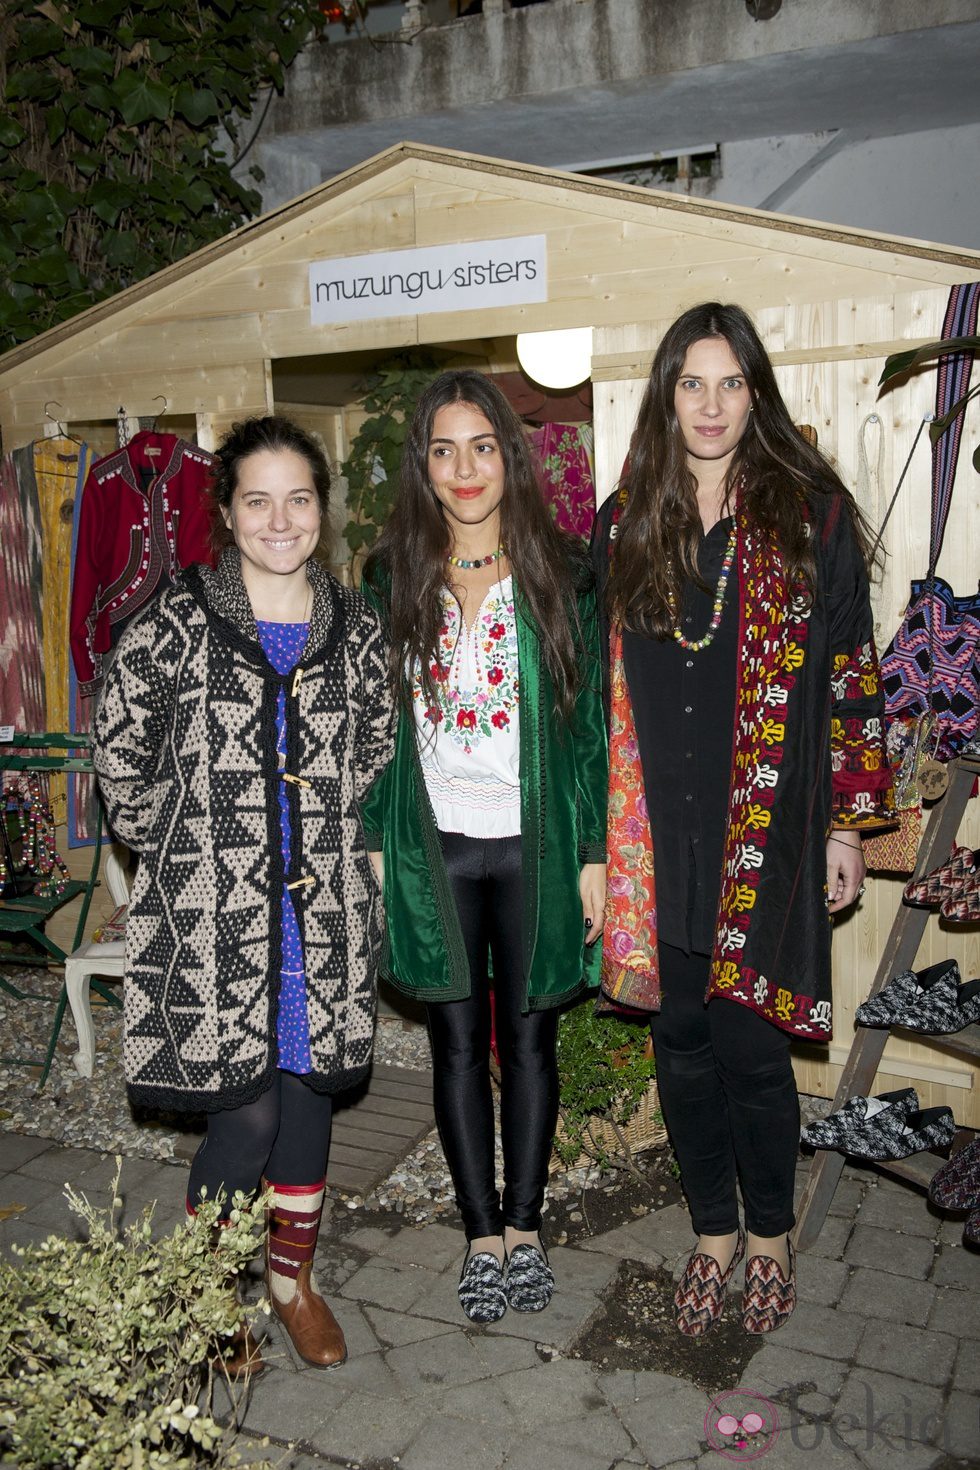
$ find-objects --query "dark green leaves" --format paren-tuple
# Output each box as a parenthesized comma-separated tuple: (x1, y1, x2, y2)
(173, 84, 220, 127)
(879, 335, 980, 468)
(114, 69, 172, 124)
(0, 0, 325, 352)
(878, 336, 980, 386)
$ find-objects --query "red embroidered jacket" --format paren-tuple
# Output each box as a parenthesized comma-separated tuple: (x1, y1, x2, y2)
(70, 433, 215, 695)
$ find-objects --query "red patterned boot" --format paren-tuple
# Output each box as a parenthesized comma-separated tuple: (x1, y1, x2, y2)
(265, 1180, 347, 1368)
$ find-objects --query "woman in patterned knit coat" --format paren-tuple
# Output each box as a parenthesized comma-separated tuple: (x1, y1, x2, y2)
(362, 370, 607, 1324)
(94, 416, 394, 1375)
(591, 303, 894, 1338)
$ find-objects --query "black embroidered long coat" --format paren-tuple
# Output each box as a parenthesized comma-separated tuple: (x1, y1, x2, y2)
(93, 551, 395, 1111)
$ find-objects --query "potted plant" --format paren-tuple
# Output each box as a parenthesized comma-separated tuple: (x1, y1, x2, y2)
(0, 1164, 271, 1469)
(552, 1000, 663, 1177)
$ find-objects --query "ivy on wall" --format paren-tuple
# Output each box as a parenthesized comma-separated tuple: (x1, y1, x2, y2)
(0, 0, 323, 353)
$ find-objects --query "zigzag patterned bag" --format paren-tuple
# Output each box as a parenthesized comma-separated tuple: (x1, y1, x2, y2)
(879, 283, 980, 761)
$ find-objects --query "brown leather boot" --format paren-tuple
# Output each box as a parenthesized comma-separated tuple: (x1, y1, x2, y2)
(215, 1317, 265, 1379)
(191, 1210, 265, 1380)
(265, 1179, 347, 1369)
(268, 1260, 347, 1368)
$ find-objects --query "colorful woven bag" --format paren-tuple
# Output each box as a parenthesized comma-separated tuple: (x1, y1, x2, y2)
(880, 282, 980, 761)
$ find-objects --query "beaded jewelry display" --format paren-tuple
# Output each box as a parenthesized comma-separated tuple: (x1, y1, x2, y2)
(0, 774, 70, 900)
(671, 521, 737, 653)
(446, 548, 505, 571)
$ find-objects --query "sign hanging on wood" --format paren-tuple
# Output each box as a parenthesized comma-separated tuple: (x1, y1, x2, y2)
(309, 235, 548, 325)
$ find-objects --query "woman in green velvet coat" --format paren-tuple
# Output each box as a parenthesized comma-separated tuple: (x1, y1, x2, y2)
(362, 369, 606, 1324)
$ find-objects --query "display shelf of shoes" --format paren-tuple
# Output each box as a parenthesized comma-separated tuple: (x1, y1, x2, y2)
(795, 758, 980, 1250)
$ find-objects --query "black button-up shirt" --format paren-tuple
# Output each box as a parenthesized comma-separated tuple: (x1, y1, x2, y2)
(622, 517, 738, 955)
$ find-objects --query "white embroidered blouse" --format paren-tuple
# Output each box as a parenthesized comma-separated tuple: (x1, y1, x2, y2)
(411, 574, 521, 838)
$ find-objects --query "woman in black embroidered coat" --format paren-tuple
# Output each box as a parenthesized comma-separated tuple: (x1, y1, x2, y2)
(592, 304, 893, 1339)
(94, 416, 394, 1374)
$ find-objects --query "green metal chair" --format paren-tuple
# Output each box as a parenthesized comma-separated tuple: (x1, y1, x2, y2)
(0, 733, 121, 1086)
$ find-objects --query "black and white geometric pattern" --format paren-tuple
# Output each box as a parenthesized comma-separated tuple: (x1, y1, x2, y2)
(94, 550, 394, 1112)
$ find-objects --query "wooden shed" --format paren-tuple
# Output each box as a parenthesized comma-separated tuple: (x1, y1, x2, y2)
(1, 142, 978, 1120)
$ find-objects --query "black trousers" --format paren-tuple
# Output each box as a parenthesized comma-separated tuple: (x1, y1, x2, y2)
(187, 1069, 334, 1217)
(651, 943, 800, 1238)
(426, 830, 560, 1241)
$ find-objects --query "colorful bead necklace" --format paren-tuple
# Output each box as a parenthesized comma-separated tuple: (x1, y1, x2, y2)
(446, 547, 505, 571)
(670, 521, 737, 653)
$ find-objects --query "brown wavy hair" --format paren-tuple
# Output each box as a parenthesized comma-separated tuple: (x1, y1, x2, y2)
(609, 302, 877, 635)
(363, 369, 589, 721)
(208, 415, 332, 561)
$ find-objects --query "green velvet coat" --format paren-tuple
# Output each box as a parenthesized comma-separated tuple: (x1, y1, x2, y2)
(361, 575, 607, 1012)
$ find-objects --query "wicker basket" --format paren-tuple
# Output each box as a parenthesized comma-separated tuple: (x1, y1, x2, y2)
(549, 1078, 667, 1175)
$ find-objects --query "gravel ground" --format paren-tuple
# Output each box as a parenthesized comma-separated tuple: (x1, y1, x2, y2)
(0, 967, 610, 1220)
(0, 965, 833, 1224)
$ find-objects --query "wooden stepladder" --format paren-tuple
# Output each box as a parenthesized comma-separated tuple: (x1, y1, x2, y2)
(794, 756, 980, 1250)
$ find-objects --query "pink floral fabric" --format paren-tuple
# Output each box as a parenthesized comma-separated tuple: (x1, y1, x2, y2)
(531, 424, 596, 541)
(600, 623, 661, 1011)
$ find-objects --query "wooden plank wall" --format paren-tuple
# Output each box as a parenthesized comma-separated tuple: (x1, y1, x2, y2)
(593, 287, 980, 1125)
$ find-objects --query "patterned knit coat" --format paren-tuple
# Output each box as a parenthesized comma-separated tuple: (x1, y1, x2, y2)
(93, 550, 395, 1111)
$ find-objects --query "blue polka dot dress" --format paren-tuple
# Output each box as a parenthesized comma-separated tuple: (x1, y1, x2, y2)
(256, 619, 311, 1075)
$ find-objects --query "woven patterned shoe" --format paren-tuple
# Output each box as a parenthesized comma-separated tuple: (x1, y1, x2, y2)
(458, 1250, 507, 1324)
(801, 1088, 919, 1152)
(742, 1240, 796, 1335)
(855, 960, 980, 1035)
(965, 1210, 980, 1248)
(840, 1104, 956, 1162)
(673, 1232, 745, 1338)
(504, 1243, 556, 1312)
(939, 878, 980, 925)
(903, 846, 979, 908)
(928, 1137, 980, 1211)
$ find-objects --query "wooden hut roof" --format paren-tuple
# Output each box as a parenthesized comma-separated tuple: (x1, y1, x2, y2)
(2, 141, 979, 429)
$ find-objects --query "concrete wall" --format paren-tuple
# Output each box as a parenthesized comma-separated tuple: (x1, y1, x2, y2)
(607, 125, 980, 253)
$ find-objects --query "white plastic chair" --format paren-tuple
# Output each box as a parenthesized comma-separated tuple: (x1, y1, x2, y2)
(65, 843, 129, 1079)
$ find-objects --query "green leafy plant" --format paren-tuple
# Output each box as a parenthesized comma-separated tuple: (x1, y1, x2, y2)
(879, 335, 980, 472)
(554, 1000, 659, 1176)
(0, 1163, 274, 1468)
(0, 0, 323, 352)
(341, 352, 441, 576)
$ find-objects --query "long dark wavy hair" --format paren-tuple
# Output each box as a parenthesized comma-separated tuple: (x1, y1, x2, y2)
(209, 415, 332, 560)
(364, 369, 587, 720)
(609, 302, 877, 635)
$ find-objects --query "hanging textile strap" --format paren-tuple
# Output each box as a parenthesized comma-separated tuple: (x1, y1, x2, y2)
(928, 281, 979, 576)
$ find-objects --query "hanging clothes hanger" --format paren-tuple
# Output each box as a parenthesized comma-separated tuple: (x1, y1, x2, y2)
(40, 401, 84, 450)
(143, 396, 169, 455)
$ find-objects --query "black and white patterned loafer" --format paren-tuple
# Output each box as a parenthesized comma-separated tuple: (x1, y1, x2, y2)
(801, 1088, 919, 1152)
(458, 1250, 507, 1323)
(856, 960, 980, 1035)
(504, 1243, 556, 1313)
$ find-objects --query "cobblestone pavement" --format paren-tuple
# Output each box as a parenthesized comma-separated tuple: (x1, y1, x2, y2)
(1, 1131, 977, 1469)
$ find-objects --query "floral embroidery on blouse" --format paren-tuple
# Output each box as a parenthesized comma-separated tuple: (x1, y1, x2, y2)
(412, 582, 520, 756)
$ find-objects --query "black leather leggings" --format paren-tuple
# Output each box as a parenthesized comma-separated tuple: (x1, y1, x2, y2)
(650, 943, 800, 1238)
(426, 830, 560, 1241)
(187, 1070, 333, 1217)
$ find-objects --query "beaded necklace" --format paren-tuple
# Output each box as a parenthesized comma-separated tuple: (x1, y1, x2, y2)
(670, 520, 737, 653)
(446, 547, 504, 571)
(0, 774, 70, 899)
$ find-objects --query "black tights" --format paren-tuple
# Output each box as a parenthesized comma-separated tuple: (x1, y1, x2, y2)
(651, 943, 800, 1238)
(426, 831, 560, 1242)
(188, 1069, 333, 1217)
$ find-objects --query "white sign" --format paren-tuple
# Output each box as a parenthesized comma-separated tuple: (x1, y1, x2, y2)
(0, 726, 14, 742)
(309, 235, 548, 325)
